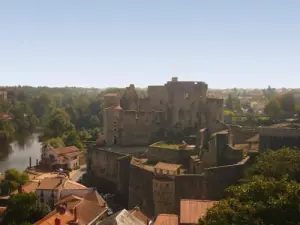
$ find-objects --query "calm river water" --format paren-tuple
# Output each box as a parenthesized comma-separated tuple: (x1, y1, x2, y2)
(0, 133, 42, 172)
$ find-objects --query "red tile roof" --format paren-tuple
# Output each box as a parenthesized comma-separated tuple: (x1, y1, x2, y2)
(35, 190, 107, 225)
(51, 146, 79, 156)
(154, 214, 178, 225)
(180, 200, 217, 224)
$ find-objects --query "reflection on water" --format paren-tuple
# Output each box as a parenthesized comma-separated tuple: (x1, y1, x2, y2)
(0, 133, 42, 172)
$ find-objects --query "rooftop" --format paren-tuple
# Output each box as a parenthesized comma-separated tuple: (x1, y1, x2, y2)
(128, 207, 151, 224)
(35, 190, 107, 225)
(50, 146, 80, 156)
(154, 214, 178, 225)
(180, 199, 217, 224)
(35, 176, 87, 190)
(154, 162, 182, 172)
(97, 209, 144, 225)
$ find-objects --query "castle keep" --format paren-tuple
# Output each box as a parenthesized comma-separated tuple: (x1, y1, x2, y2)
(103, 77, 224, 146)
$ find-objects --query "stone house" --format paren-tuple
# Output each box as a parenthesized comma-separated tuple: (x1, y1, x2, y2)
(34, 189, 108, 225)
(41, 145, 81, 170)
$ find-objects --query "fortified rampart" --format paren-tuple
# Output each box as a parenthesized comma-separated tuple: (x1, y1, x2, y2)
(204, 156, 251, 200)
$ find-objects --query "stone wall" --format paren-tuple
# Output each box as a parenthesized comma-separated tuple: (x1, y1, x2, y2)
(229, 125, 257, 145)
(204, 157, 251, 200)
(174, 174, 204, 214)
(128, 164, 154, 216)
(146, 144, 196, 165)
(259, 135, 300, 152)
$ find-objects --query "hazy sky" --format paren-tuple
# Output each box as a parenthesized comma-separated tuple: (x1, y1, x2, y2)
(1, 0, 299, 89)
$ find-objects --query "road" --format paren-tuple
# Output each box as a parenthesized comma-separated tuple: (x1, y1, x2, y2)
(70, 166, 87, 181)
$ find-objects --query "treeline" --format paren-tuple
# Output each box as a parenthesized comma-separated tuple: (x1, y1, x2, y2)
(264, 92, 298, 120)
(0, 86, 147, 147)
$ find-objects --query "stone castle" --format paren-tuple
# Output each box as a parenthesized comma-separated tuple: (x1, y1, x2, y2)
(103, 77, 224, 146)
(87, 78, 257, 217)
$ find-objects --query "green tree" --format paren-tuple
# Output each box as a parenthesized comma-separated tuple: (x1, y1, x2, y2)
(42, 137, 65, 149)
(3, 193, 50, 224)
(280, 93, 295, 114)
(0, 169, 29, 195)
(199, 177, 300, 225)
(43, 108, 73, 139)
(246, 148, 300, 182)
(264, 99, 282, 119)
(63, 129, 83, 149)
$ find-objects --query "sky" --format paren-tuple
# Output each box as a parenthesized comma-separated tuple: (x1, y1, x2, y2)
(0, 0, 300, 89)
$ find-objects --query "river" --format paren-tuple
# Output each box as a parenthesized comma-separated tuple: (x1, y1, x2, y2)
(0, 133, 42, 172)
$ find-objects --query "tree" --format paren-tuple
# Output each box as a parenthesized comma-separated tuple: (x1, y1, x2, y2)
(264, 99, 282, 119)
(280, 93, 295, 114)
(2, 193, 50, 224)
(42, 137, 65, 149)
(246, 148, 300, 182)
(43, 108, 73, 139)
(0, 169, 29, 195)
(199, 177, 300, 225)
(63, 129, 83, 149)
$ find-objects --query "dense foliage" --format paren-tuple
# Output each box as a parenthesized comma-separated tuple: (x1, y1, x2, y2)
(199, 148, 300, 225)
(0, 169, 29, 195)
(2, 193, 51, 225)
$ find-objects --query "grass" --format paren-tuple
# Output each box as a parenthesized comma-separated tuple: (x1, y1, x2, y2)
(151, 142, 180, 150)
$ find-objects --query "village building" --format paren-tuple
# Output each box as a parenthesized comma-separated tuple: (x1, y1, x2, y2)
(16, 174, 89, 208)
(41, 146, 82, 170)
(34, 189, 108, 225)
(153, 214, 179, 225)
(0, 90, 7, 101)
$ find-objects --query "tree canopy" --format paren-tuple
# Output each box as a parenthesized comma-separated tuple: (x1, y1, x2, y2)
(2, 193, 51, 224)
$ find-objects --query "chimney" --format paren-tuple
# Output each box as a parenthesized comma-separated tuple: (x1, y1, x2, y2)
(55, 218, 61, 225)
(171, 77, 178, 82)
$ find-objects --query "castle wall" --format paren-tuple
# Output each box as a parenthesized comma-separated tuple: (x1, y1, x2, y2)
(206, 98, 224, 133)
(174, 174, 204, 214)
(87, 148, 125, 193)
(204, 157, 250, 200)
(120, 111, 151, 146)
(128, 164, 154, 216)
(146, 144, 196, 164)
(229, 125, 257, 145)
(148, 86, 168, 111)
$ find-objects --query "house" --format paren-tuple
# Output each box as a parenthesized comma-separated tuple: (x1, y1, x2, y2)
(41, 146, 82, 170)
(34, 190, 108, 225)
(96, 209, 145, 225)
(16, 174, 89, 208)
(180, 200, 217, 224)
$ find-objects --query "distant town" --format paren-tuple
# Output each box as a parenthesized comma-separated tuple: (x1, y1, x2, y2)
(0, 78, 300, 224)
